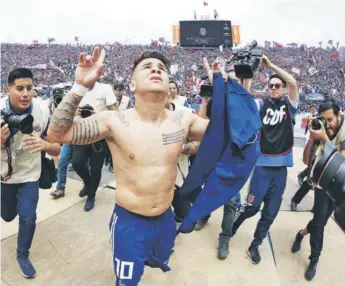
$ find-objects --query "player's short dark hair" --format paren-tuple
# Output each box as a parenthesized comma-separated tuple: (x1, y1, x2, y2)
(132, 51, 171, 74)
(8, 68, 33, 86)
(318, 100, 341, 116)
(269, 74, 286, 87)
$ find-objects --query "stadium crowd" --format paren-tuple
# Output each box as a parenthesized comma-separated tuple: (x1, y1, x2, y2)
(1, 42, 344, 112)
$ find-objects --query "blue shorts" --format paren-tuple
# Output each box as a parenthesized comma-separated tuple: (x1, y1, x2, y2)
(109, 204, 176, 286)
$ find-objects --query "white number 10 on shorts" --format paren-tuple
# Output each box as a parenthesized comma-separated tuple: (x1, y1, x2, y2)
(115, 258, 134, 280)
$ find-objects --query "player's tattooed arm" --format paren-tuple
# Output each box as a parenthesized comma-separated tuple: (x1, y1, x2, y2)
(48, 91, 111, 144)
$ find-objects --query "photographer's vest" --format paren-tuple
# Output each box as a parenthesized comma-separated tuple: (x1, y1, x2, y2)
(260, 98, 294, 155)
(1, 98, 49, 184)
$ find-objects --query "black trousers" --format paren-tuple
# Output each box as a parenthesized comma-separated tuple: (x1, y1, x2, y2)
(306, 188, 335, 261)
(72, 140, 108, 198)
(292, 180, 312, 204)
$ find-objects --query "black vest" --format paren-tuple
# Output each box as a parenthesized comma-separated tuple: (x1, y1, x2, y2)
(260, 98, 294, 155)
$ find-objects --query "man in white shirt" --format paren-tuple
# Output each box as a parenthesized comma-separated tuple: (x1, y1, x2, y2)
(1, 68, 61, 279)
(114, 83, 132, 110)
(169, 80, 190, 108)
(71, 82, 117, 211)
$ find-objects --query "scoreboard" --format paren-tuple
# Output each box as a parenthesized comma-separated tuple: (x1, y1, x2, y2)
(179, 20, 232, 48)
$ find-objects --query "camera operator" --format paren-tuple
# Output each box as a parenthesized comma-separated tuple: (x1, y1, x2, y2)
(71, 81, 117, 211)
(1, 68, 61, 279)
(231, 55, 299, 264)
(291, 100, 345, 281)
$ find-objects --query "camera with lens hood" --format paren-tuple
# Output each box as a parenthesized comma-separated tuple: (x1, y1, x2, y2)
(1, 108, 34, 142)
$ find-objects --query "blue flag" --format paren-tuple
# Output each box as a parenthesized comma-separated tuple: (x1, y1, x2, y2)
(178, 73, 262, 233)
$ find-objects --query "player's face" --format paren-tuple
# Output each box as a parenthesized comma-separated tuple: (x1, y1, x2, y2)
(268, 78, 285, 99)
(7, 78, 34, 113)
(132, 58, 169, 95)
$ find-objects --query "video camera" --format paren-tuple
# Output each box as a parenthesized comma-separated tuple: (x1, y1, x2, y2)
(1, 108, 34, 142)
(309, 142, 345, 231)
(228, 40, 263, 79)
(80, 104, 94, 118)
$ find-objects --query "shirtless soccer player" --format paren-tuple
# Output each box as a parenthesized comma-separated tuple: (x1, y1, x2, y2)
(47, 47, 211, 286)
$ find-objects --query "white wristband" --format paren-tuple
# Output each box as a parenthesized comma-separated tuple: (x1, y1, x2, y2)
(71, 82, 90, 97)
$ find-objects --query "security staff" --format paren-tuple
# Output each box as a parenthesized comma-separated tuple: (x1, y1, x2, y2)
(1, 68, 61, 278)
(291, 100, 345, 281)
(231, 55, 298, 264)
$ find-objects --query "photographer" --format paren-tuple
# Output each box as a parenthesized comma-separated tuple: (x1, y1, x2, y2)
(71, 81, 117, 211)
(291, 100, 345, 281)
(1, 68, 60, 279)
(231, 55, 299, 264)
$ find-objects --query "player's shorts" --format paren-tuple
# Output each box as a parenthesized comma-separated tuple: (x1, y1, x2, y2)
(109, 204, 176, 286)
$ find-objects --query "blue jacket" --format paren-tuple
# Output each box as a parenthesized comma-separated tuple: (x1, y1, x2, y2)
(178, 73, 262, 233)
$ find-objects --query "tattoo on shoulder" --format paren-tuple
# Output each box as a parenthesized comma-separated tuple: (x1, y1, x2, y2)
(71, 119, 100, 145)
(162, 129, 185, 145)
(115, 111, 130, 127)
(173, 111, 185, 127)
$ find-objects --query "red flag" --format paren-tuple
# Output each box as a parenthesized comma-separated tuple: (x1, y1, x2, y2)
(203, 1, 208, 6)
(272, 41, 284, 49)
(330, 53, 339, 59)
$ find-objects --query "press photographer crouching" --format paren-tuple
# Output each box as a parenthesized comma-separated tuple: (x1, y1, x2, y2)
(1, 68, 61, 279)
(71, 81, 117, 211)
(291, 100, 345, 281)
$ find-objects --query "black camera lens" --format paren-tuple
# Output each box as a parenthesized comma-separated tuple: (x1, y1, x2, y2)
(311, 118, 322, 130)
(311, 117, 327, 130)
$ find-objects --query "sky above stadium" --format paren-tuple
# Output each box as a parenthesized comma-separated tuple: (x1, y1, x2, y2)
(1, 0, 344, 47)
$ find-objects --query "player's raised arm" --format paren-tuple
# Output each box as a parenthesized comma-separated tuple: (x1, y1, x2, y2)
(48, 47, 111, 144)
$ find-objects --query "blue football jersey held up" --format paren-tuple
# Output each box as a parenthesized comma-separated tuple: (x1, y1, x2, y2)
(178, 73, 262, 233)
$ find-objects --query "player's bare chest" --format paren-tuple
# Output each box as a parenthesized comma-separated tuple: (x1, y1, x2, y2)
(117, 125, 186, 164)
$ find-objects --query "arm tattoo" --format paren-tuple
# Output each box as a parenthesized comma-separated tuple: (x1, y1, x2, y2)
(71, 119, 100, 145)
(116, 111, 130, 127)
(173, 111, 184, 127)
(162, 129, 185, 145)
(50, 92, 82, 133)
